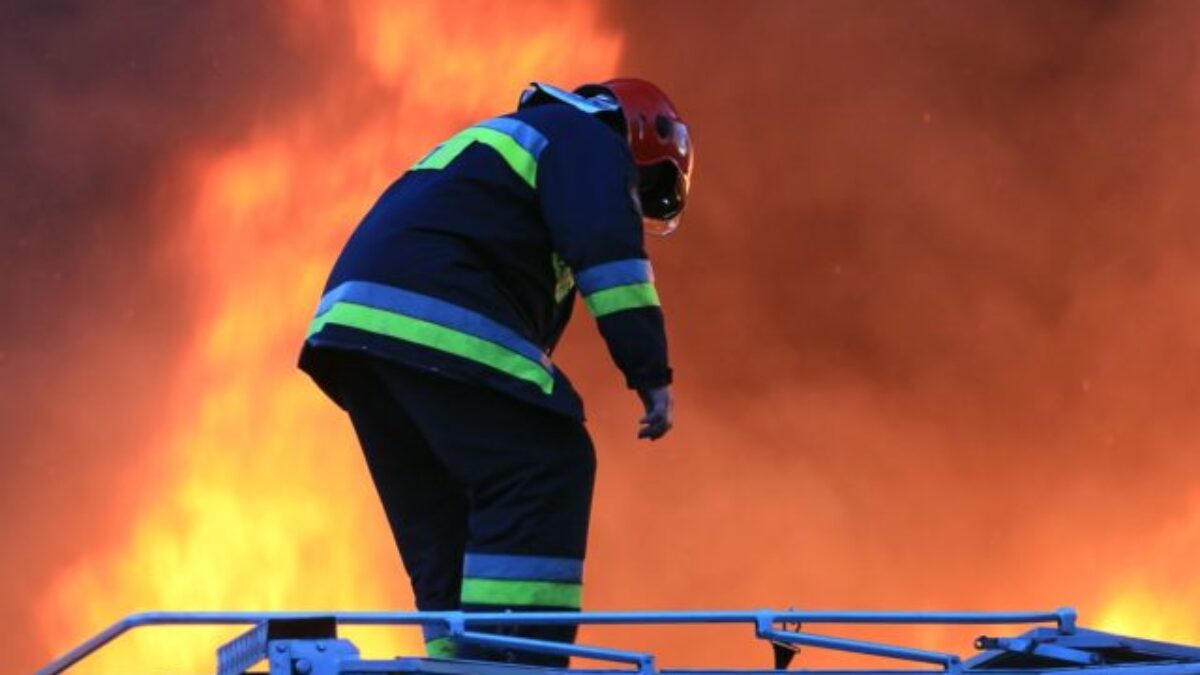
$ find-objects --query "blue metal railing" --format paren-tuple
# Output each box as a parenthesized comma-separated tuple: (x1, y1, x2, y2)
(39, 607, 1078, 675)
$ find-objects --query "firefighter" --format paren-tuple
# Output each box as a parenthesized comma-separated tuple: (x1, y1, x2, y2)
(298, 78, 694, 666)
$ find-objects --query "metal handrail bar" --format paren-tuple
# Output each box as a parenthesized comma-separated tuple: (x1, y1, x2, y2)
(39, 607, 1076, 675)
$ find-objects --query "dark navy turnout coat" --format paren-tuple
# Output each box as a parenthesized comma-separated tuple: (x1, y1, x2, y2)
(300, 99, 671, 420)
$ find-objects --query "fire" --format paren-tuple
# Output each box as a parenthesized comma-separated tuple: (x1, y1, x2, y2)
(30, 2, 1200, 673)
(35, 2, 620, 672)
(1094, 494, 1200, 645)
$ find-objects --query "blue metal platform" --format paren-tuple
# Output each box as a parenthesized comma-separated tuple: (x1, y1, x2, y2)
(40, 607, 1200, 675)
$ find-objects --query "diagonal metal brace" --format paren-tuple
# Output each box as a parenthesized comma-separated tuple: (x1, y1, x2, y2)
(975, 636, 1101, 665)
(455, 630, 656, 674)
(757, 618, 962, 674)
(217, 622, 269, 675)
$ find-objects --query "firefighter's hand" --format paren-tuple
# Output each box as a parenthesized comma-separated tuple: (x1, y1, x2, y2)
(637, 385, 674, 441)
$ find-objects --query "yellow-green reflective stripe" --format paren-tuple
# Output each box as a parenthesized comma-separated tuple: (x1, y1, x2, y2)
(412, 127, 539, 188)
(460, 578, 582, 609)
(583, 282, 660, 318)
(412, 134, 474, 171)
(308, 302, 554, 394)
(425, 637, 456, 658)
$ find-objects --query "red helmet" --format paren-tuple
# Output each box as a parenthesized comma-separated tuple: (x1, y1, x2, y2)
(575, 78, 694, 236)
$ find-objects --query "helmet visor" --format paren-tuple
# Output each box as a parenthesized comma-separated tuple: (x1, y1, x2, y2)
(638, 159, 688, 236)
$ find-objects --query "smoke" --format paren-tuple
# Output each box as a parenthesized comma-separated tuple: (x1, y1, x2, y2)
(6, 1, 1200, 673)
(15, 2, 623, 673)
(0, 3, 330, 671)
(564, 0, 1200, 666)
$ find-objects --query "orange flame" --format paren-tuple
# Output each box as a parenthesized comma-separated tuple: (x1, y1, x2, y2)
(31, 3, 1200, 673)
(1094, 493, 1200, 644)
(35, 2, 620, 671)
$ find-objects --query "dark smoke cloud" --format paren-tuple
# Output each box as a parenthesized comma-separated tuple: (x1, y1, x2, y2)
(563, 0, 1200, 666)
(0, 2, 328, 671)
(608, 0, 1200, 421)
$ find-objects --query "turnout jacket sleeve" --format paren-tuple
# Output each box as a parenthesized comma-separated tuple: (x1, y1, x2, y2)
(536, 115, 672, 390)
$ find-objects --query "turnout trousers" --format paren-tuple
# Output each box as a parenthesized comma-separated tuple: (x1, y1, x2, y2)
(311, 350, 596, 667)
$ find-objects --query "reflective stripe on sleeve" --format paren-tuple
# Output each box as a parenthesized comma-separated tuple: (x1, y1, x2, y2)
(574, 259, 660, 317)
(574, 258, 654, 294)
(582, 283, 660, 317)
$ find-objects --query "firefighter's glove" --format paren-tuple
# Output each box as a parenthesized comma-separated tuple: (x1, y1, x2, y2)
(637, 384, 674, 441)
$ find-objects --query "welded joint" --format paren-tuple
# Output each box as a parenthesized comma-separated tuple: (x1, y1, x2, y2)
(444, 613, 467, 638)
(1056, 607, 1078, 635)
(755, 614, 777, 637)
